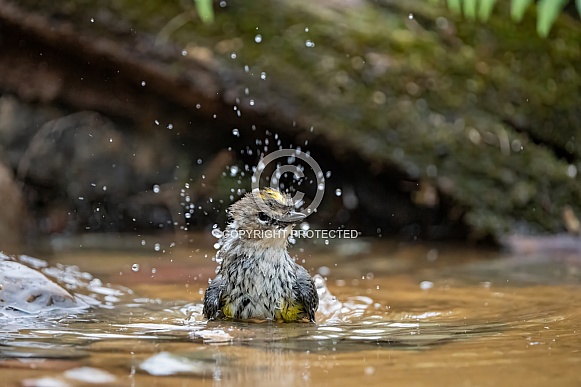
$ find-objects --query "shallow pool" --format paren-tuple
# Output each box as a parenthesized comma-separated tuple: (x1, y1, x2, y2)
(1, 234, 580, 386)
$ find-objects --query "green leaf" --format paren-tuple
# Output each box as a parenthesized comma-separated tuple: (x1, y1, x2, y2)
(195, 0, 214, 24)
(537, 0, 568, 37)
(510, 0, 534, 22)
(463, 0, 478, 20)
(478, 0, 498, 22)
(447, 0, 462, 14)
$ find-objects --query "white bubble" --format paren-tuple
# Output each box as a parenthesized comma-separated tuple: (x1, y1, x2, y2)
(141, 81, 146, 86)
(153, 184, 160, 193)
(567, 165, 577, 178)
(364, 366, 375, 375)
(335, 189, 342, 196)
(260, 72, 267, 80)
(420, 281, 433, 290)
(213, 242, 221, 250)
(408, 13, 414, 19)
(181, 50, 187, 56)
(154, 243, 161, 252)
(254, 34, 262, 43)
(211, 229, 223, 238)
(305, 40, 315, 48)
(232, 128, 240, 137)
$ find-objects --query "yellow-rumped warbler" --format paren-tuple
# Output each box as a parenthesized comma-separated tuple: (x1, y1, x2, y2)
(203, 188, 318, 322)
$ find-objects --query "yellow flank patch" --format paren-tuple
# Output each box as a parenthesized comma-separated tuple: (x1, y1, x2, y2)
(259, 188, 285, 204)
(279, 302, 303, 322)
(222, 303, 233, 318)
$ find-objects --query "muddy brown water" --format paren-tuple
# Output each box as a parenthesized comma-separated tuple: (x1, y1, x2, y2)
(1, 234, 580, 386)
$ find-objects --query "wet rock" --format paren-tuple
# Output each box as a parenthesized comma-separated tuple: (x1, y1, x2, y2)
(0, 259, 88, 314)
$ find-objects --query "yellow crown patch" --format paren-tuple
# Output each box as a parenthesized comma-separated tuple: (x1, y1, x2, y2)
(259, 188, 286, 204)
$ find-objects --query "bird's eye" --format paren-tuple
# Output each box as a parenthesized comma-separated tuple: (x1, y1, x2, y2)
(258, 212, 270, 222)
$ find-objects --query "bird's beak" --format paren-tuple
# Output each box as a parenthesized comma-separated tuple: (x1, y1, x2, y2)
(283, 211, 307, 223)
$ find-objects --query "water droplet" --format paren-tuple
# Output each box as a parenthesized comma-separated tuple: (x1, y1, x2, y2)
(131, 264, 140, 272)
(232, 128, 240, 137)
(335, 188, 342, 196)
(254, 34, 262, 43)
(318, 266, 330, 276)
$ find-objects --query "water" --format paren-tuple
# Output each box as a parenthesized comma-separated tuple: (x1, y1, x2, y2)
(1, 235, 580, 386)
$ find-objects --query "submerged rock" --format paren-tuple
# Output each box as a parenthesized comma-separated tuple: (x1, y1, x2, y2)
(0, 259, 88, 314)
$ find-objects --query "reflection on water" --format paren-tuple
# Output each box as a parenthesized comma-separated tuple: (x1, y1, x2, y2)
(1, 238, 580, 386)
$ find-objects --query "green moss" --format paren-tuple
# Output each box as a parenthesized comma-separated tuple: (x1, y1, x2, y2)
(13, 0, 581, 239)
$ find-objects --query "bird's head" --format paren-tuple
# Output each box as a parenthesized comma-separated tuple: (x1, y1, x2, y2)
(227, 188, 306, 248)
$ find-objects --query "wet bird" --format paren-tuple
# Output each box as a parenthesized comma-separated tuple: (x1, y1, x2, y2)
(203, 188, 318, 322)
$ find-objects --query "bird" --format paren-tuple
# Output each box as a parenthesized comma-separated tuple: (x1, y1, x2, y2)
(203, 188, 318, 322)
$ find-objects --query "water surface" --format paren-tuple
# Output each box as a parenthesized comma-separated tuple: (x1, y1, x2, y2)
(1, 235, 580, 386)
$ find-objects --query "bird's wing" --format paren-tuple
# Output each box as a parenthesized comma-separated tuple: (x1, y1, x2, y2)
(203, 273, 224, 320)
(293, 265, 319, 322)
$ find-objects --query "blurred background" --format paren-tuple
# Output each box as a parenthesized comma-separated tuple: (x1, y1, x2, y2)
(1, 0, 580, 253)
